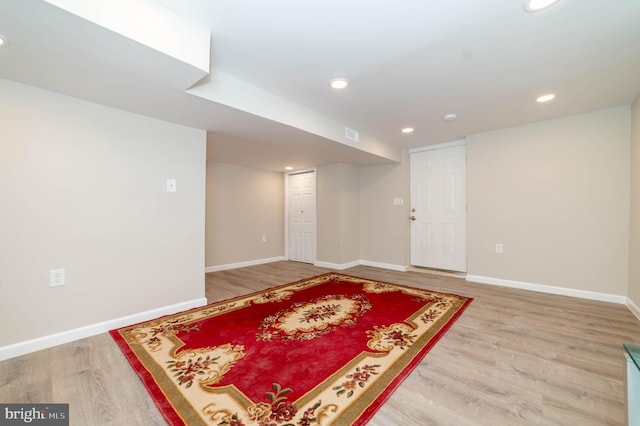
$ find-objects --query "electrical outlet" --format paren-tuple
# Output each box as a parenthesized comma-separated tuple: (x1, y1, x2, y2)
(495, 243, 504, 254)
(50, 268, 65, 287)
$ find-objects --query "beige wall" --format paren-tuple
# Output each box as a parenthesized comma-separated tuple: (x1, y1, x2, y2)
(205, 162, 362, 268)
(205, 162, 284, 267)
(317, 164, 360, 265)
(4, 77, 635, 352)
(359, 153, 411, 267)
(204, 106, 633, 299)
(205, 160, 407, 269)
(0, 78, 206, 347)
(629, 96, 640, 306)
(467, 106, 630, 295)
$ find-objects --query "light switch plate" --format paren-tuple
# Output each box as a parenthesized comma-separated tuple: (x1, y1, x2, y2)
(166, 178, 177, 192)
(50, 269, 65, 287)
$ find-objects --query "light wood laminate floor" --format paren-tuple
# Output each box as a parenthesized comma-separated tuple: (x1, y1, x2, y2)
(1, 261, 639, 425)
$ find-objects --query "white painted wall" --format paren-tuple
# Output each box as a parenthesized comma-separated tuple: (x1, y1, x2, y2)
(0, 78, 206, 347)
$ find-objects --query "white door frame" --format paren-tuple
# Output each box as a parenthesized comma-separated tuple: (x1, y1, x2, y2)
(409, 139, 466, 155)
(284, 167, 317, 262)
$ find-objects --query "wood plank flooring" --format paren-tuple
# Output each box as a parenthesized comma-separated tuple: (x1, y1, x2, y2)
(1, 261, 639, 425)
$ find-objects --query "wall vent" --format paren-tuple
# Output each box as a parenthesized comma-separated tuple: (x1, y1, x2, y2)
(344, 127, 359, 142)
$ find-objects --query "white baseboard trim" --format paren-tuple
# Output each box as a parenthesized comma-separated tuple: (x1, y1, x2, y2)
(206, 257, 407, 273)
(314, 260, 361, 270)
(360, 260, 409, 272)
(314, 259, 408, 272)
(466, 275, 627, 304)
(0, 297, 208, 362)
(205, 256, 286, 273)
(626, 297, 640, 321)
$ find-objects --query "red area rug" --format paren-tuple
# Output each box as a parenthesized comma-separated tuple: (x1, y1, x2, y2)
(110, 273, 472, 425)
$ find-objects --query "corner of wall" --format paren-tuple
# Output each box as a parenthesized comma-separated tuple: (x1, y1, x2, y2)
(628, 95, 640, 309)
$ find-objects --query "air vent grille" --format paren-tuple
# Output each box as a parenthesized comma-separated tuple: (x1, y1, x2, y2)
(344, 127, 359, 142)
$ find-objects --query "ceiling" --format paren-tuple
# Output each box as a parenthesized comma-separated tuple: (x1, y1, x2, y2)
(1, 0, 639, 172)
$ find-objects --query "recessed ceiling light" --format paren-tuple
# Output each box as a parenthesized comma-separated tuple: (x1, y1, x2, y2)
(524, 0, 559, 12)
(536, 93, 556, 103)
(401, 127, 414, 134)
(443, 113, 458, 122)
(285, 166, 293, 171)
(330, 78, 349, 89)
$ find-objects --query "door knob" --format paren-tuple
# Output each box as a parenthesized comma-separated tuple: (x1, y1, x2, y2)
(410, 216, 416, 221)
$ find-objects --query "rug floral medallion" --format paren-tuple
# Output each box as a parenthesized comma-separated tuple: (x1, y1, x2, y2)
(110, 273, 472, 426)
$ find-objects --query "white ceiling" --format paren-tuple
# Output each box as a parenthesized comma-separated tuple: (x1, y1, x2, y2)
(1, 0, 639, 172)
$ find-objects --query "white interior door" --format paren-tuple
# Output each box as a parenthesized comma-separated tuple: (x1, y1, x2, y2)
(287, 171, 316, 263)
(410, 144, 467, 272)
